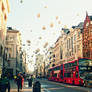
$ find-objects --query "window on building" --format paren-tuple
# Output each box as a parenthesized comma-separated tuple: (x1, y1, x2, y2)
(50, 52, 52, 54)
(67, 40, 68, 50)
(74, 46, 76, 53)
(71, 37, 73, 52)
(4, 14, 7, 21)
(2, 3, 5, 12)
(91, 40, 92, 47)
(53, 54, 55, 57)
(77, 45, 80, 51)
(69, 38, 71, 49)
(60, 47, 63, 59)
(90, 29, 92, 35)
(9, 54, 11, 58)
(78, 31, 80, 38)
(74, 35, 76, 41)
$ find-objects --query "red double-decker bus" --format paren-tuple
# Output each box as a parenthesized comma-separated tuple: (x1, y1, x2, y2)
(48, 58, 92, 86)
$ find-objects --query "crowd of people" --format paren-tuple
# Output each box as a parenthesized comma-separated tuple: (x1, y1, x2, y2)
(0, 72, 33, 92)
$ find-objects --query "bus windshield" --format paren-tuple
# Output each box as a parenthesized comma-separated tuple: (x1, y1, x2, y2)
(79, 71, 92, 79)
(79, 59, 92, 79)
(79, 71, 88, 79)
(79, 58, 92, 66)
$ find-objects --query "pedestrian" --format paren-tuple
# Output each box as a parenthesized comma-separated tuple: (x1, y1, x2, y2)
(0, 74, 10, 92)
(16, 73, 22, 92)
(28, 76, 32, 87)
(21, 75, 24, 89)
(6, 73, 11, 92)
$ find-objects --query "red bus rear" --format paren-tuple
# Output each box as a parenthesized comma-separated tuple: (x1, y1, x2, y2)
(48, 58, 92, 86)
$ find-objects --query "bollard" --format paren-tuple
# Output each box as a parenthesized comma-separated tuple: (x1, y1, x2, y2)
(28, 78, 32, 87)
(33, 81, 41, 92)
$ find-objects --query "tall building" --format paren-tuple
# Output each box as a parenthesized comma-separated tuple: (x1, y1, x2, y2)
(83, 12, 92, 59)
(0, 0, 10, 75)
(64, 23, 83, 62)
(52, 22, 83, 67)
(5, 27, 22, 76)
(35, 54, 44, 77)
(22, 50, 27, 74)
(48, 47, 55, 68)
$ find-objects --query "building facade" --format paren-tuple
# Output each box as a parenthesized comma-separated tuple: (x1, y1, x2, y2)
(5, 27, 22, 76)
(0, 0, 10, 75)
(83, 13, 92, 59)
(50, 22, 83, 68)
(35, 54, 44, 77)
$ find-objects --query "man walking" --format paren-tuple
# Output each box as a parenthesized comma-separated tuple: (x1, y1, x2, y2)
(16, 73, 22, 92)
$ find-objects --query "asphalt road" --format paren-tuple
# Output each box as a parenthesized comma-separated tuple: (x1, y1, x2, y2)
(37, 79, 92, 92)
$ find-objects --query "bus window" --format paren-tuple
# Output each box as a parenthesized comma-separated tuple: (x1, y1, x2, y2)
(61, 70, 63, 78)
(54, 73, 57, 77)
(64, 64, 68, 68)
(64, 73, 67, 77)
(74, 61, 77, 66)
(76, 72, 78, 78)
(71, 73, 73, 78)
(79, 59, 92, 66)
(61, 65, 63, 70)
(64, 72, 71, 77)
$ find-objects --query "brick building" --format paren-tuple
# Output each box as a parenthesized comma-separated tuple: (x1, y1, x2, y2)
(83, 12, 92, 59)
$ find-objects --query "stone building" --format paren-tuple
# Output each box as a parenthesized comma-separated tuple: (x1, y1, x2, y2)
(35, 54, 44, 77)
(5, 27, 22, 76)
(0, 0, 10, 75)
(52, 22, 83, 66)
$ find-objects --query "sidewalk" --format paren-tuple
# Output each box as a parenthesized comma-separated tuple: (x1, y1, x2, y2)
(6, 79, 43, 92)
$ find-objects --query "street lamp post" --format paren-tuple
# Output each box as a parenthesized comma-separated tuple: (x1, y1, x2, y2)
(16, 45, 18, 75)
(44, 61, 45, 78)
(2, 49, 5, 75)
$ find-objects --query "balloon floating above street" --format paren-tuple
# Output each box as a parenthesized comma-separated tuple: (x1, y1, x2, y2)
(64, 25, 67, 28)
(56, 16, 59, 20)
(22, 44, 25, 46)
(28, 44, 30, 46)
(42, 26, 46, 30)
(35, 48, 40, 54)
(39, 37, 42, 39)
(43, 42, 48, 48)
(44, 6, 48, 8)
(50, 23, 54, 28)
(20, 0, 23, 3)
(27, 40, 31, 43)
(37, 13, 40, 18)
(58, 21, 61, 24)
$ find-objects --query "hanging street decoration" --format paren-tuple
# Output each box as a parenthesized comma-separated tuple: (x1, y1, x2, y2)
(58, 21, 61, 24)
(50, 23, 54, 28)
(42, 26, 46, 30)
(20, 0, 23, 3)
(37, 13, 40, 18)
(43, 42, 48, 48)
(35, 48, 40, 54)
(39, 37, 42, 40)
(56, 16, 59, 20)
(27, 40, 31, 43)
(44, 6, 48, 8)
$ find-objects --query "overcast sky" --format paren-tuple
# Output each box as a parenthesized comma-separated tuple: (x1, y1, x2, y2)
(7, 0, 92, 57)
